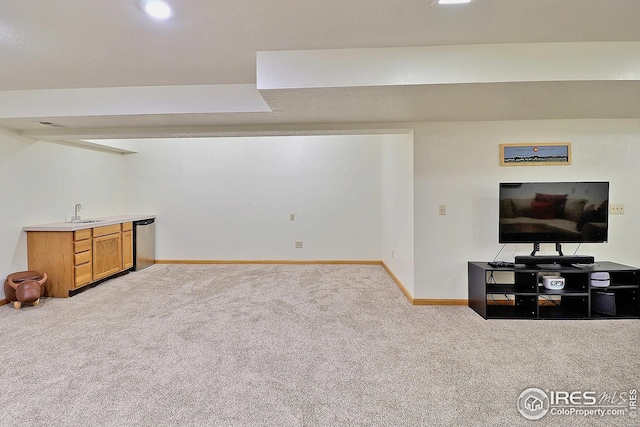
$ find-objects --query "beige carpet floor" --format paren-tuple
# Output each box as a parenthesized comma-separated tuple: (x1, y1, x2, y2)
(1, 264, 638, 426)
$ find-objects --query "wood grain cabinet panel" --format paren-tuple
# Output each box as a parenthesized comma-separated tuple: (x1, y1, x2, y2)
(74, 263, 93, 287)
(27, 232, 75, 298)
(74, 251, 91, 266)
(27, 221, 133, 297)
(93, 224, 121, 238)
(93, 232, 123, 281)
(74, 239, 92, 253)
(73, 230, 92, 289)
(74, 229, 92, 241)
(122, 227, 133, 270)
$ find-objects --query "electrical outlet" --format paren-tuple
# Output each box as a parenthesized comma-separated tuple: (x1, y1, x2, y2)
(610, 204, 625, 215)
(290, 213, 295, 221)
(439, 204, 446, 215)
(295, 241, 303, 249)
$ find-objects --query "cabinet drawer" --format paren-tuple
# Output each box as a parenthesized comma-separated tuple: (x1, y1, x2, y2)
(74, 263, 92, 288)
(93, 224, 121, 237)
(122, 222, 132, 232)
(74, 229, 92, 241)
(74, 251, 91, 266)
(74, 239, 92, 254)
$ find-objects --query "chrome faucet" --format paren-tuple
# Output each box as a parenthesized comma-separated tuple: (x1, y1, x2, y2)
(71, 204, 82, 222)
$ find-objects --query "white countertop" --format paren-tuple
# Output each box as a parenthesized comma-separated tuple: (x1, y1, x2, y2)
(23, 215, 156, 232)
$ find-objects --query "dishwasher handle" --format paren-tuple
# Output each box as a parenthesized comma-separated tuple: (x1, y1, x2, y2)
(135, 218, 155, 226)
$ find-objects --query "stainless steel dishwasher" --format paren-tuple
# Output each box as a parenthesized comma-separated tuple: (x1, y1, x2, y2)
(133, 218, 155, 271)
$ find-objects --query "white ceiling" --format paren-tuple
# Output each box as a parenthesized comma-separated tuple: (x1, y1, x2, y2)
(1, 0, 640, 140)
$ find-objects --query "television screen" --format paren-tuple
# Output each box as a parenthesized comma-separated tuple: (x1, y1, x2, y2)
(499, 182, 609, 243)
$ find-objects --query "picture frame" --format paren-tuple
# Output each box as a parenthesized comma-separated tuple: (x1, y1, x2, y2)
(500, 143, 571, 166)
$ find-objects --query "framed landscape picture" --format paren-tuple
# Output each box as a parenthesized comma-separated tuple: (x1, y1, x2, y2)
(500, 143, 571, 166)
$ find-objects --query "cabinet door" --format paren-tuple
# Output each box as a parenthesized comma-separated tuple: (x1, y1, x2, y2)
(93, 233, 123, 281)
(122, 230, 133, 270)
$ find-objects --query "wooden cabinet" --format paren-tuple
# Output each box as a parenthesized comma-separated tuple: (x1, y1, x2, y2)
(27, 221, 132, 298)
(92, 225, 123, 281)
(122, 222, 133, 270)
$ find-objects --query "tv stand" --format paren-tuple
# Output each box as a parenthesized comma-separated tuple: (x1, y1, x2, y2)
(515, 254, 595, 266)
(468, 261, 640, 319)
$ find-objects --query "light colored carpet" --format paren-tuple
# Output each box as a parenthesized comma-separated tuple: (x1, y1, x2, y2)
(1, 264, 638, 426)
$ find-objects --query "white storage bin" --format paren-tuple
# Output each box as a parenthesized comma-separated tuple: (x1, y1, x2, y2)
(590, 272, 610, 288)
(542, 275, 565, 290)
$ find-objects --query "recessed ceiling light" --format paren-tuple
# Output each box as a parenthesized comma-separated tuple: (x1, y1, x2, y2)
(142, 0, 173, 20)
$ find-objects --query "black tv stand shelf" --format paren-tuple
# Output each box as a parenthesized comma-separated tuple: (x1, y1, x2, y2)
(468, 261, 640, 319)
(514, 254, 594, 266)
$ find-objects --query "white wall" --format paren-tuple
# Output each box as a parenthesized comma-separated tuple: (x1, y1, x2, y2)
(380, 132, 415, 294)
(0, 129, 125, 299)
(122, 135, 385, 261)
(413, 119, 640, 299)
(5, 119, 639, 302)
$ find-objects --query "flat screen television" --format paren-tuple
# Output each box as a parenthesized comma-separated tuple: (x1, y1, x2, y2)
(499, 182, 609, 245)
